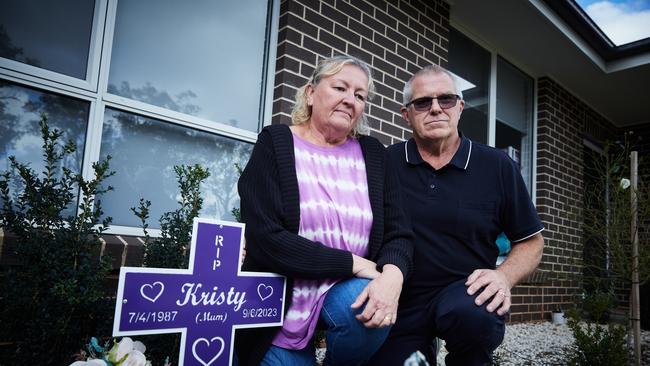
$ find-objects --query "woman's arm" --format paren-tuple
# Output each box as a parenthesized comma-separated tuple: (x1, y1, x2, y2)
(374, 154, 414, 277)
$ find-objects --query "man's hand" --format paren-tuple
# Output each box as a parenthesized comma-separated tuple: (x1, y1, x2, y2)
(467, 233, 544, 316)
(465, 269, 512, 316)
(351, 264, 404, 328)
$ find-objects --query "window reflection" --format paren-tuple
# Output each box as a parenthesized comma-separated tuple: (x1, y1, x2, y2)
(100, 108, 253, 228)
(496, 57, 534, 192)
(0, 80, 89, 216)
(448, 28, 491, 144)
(108, 0, 269, 132)
(0, 0, 94, 79)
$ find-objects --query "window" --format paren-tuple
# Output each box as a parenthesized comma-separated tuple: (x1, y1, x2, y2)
(496, 57, 534, 192)
(100, 109, 252, 227)
(448, 29, 491, 144)
(0, 0, 278, 234)
(449, 27, 536, 192)
(0, 80, 89, 217)
(0, 0, 95, 79)
(107, 0, 269, 131)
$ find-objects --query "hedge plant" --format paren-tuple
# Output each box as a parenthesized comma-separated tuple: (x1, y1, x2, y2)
(0, 114, 114, 365)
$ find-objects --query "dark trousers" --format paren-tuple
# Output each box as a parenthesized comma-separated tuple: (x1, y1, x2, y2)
(367, 279, 505, 366)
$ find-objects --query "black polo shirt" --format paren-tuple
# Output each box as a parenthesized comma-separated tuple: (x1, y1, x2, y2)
(387, 134, 543, 297)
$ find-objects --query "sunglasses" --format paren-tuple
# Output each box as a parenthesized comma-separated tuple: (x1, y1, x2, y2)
(405, 94, 461, 111)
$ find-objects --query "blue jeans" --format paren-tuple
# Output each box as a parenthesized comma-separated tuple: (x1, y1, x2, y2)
(260, 278, 391, 366)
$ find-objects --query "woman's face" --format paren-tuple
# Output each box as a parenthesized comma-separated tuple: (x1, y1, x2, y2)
(306, 65, 369, 136)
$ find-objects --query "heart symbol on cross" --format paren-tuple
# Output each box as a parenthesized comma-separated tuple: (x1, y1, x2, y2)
(192, 337, 225, 366)
(140, 281, 164, 303)
(257, 283, 273, 301)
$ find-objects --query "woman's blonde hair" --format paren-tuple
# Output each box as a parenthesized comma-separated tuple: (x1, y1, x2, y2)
(291, 55, 375, 136)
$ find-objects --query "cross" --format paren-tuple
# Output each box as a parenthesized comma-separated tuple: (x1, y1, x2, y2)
(113, 218, 286, 366)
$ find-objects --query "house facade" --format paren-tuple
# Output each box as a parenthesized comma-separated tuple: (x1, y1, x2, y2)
(1, 0, 649, 323)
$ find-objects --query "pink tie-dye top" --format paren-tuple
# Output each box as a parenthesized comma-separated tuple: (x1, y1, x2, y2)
(271, 132, 373, 349)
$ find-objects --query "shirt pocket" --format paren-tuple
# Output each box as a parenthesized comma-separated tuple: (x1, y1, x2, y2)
(455, 201, 498, 242)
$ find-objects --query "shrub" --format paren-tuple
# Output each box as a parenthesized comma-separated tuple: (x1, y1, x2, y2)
(582, 290, 615, 323)
(565, 308, 628, 366)
(0, 114, 114, 365)
(230, 162, 243, 223)
(132, 164, 209, 269)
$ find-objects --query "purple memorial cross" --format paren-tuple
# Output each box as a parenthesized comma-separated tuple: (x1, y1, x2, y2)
(113, 218, 286, 366)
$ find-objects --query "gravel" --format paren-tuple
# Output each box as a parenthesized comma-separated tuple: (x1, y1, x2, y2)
(436, 320, 650, 366)
(314, 320, 650, 365)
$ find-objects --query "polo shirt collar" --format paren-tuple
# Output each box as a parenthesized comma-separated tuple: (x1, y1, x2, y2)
(404, 132, 473, 170)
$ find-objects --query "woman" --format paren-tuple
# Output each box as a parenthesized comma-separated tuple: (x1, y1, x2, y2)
(235, 55, 413, 366)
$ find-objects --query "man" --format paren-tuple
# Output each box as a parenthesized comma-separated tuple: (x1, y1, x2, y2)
(367, 65, 544, 366)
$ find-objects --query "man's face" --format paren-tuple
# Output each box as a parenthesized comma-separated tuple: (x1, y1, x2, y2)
(401, 72, 464, 143)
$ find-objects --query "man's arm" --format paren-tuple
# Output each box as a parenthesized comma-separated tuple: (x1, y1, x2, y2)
(496, 232, 544, 287)
(465, 233, 544, 315)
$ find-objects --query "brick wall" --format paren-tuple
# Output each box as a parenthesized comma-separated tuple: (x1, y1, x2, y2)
(272, 0, 450, 144)
(0, 229, 144, 295)
(508, 77, 619, 323)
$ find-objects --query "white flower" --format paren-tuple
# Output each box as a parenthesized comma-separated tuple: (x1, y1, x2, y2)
(72, 337, 152, 366)
(403, 350, 429, 366)
(133, 340, 146, 354)
(620, 178, 631, 190)
(121, 350, 148, 366)
(69, 360, 107, 366)
(108, 337, 134, 363)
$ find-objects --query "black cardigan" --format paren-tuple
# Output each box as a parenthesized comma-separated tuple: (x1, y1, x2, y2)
(234, 124, 413, 365)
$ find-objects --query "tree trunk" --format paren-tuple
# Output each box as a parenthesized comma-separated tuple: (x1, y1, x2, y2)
(631, 151, 641, 366)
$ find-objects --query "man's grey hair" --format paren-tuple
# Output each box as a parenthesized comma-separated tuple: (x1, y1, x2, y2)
(402, 65, 464, 106)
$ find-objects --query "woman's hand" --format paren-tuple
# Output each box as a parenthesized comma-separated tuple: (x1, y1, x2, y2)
(352, 254, 380, 279)
(240, 239, 247, 267)
(350, 264, 404, 328)
(240, 245, 246, 267)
